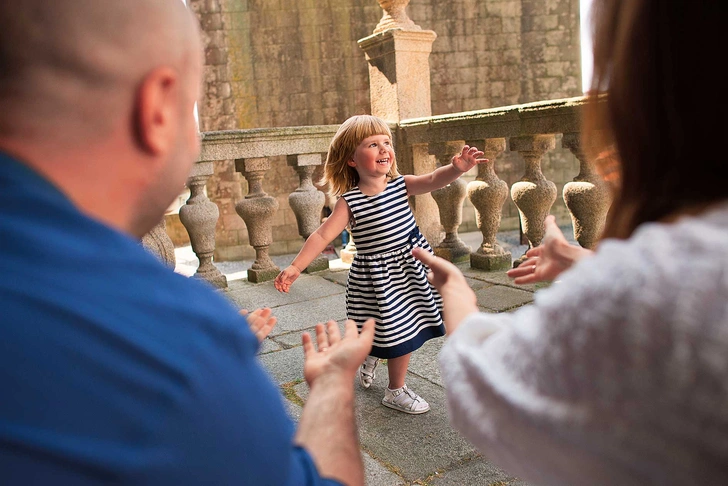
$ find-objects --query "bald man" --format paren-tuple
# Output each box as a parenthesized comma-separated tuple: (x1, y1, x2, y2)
(0, 1, 372, 485)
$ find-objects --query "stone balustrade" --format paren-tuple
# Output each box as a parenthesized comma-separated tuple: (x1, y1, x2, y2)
(176, 96, 611, 287)
(180, 125, 339, 286)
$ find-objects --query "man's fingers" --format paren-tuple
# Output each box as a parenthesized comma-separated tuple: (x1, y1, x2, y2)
(315, 322, 329, 352)
(326, 320, 341, 345)
(343, 319, 359, 339)
(507, 257, 538, 277)
(302, 332, 314, 357)
(358, 318, 375, 344)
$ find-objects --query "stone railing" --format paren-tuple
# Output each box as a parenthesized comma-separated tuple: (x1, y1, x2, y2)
(178, 96, 612, 288)
(397, 95, 611, 270)
(179, 125, 339, 287)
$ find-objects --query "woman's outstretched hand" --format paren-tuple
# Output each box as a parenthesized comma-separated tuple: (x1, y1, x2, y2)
(240, 307, 277, 342)
(451, 145, 488, 173)
(412, 248, 478, 335)
(302, 319, 375, 386)
(506, 215, 593, 284)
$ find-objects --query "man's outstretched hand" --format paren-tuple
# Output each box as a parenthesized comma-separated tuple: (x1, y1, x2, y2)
(302, 319, 374, 387)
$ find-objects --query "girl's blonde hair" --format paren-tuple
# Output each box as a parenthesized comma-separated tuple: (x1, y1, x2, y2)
(320, 115, 400, 197)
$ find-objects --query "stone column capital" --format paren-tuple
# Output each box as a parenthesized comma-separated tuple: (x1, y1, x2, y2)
(358, 29, 438, 57)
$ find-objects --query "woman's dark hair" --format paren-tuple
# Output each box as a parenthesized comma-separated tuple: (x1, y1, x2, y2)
(583, 0, 726, 239)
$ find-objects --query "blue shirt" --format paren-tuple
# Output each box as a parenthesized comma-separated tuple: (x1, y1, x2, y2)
(0, 153, 339, 485)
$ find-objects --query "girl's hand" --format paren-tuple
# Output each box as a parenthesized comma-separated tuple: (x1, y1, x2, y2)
(239, 307, 277, 342)
(451, 145, 488, 173)
(302, 319, 375, 386)
(274, 265, 302, 293)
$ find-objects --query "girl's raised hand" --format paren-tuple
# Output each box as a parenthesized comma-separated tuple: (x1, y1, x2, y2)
(451, 145, 488, 173)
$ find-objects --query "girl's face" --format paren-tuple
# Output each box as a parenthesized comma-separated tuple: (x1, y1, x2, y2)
(348, 134, 394, 178)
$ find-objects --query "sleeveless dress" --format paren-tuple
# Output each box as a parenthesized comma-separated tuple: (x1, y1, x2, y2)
(342, 175, 445, 359)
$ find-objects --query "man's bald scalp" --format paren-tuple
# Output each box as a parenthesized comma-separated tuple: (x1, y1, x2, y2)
(0, 0, 198, 140)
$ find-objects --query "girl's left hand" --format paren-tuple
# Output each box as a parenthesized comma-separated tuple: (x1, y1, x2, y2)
(451, 145, 487, 173)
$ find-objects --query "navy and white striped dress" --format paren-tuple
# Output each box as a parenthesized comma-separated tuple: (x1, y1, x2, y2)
(342, 176, 445, 359)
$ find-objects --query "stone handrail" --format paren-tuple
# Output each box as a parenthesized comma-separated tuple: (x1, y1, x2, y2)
(398, 96, 610, 270)
(180, 125, 339, 287)
(178, 96, 611, 286)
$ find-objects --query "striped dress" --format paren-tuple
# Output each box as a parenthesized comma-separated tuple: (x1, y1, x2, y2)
(342, 175, 445, 359)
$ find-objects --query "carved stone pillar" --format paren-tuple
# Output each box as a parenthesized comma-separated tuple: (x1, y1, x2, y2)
(561, 133, 612, 249)
(430, 141, 470, 263)
(287, 153, 328, 273)
(235, 157, 280, 283)
(510, 135, 557, 266)
(467, 138, 511, 271)
(359, 2, 435, 122)
(359, 2, 439, 245)
(141, 218, 176, 269)
(179, 161, 228, 288)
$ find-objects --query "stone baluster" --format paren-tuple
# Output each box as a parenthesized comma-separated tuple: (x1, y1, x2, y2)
(234, 157, 280, 283)
(179, 161, 228, 288)
(509, 135, 557, 266)
(141, 219, 176, 269)
(467, 138, 512, 271)
(287, 153, 328, 273)
(429, 141, 470, 263)
(561, 133, 613, 249)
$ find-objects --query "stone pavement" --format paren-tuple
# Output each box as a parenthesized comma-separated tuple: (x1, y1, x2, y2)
(175, 229, 572, 485)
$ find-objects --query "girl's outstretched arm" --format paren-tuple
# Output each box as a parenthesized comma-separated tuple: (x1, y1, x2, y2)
(274, 197, 351, 293)
(404, 145, 487, 196)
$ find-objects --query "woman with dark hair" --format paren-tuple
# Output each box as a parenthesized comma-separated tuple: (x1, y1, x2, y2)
(413, 1, 728, 484)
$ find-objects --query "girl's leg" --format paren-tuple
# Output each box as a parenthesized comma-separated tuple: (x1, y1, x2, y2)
(386, 353, 411, 389)
(382, 352, 429, 414)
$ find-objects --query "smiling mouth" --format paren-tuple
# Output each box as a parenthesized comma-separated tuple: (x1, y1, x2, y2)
(377, 158, 389, 165)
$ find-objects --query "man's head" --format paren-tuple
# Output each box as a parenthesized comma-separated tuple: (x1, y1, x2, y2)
(0, 0, 203, 237)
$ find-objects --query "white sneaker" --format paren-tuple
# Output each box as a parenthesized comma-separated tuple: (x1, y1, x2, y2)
(359, 356, 379, 389)
(382, 384, 430, 414)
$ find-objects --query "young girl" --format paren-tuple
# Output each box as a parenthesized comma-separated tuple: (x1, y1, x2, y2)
(274, 115, 486, 414)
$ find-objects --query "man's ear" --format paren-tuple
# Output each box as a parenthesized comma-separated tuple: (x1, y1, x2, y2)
(134, 67, 179, 156)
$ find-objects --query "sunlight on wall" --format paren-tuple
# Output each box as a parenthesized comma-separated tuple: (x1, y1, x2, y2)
(180, 0, 199, 127)
(580, 0, 594, 93)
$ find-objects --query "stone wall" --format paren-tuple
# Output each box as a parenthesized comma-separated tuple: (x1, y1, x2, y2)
(181, 0, 584, 260)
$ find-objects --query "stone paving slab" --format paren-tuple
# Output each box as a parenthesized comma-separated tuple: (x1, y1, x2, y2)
(408, 336, 446, 388)
(282, 382, 408, 486)
(428, 456, 530, 486)
(224, 274, 345, 310)
(459, 265, 539, 293)
(258, 337, 283, 354)
(474, 285, 535, 312)
(319, 269, 350, 287)
(295, 369, 478, 483)
(264, 294, 347, 336)
(272, 320, 348, 349)
(258, 346, 305, 385)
